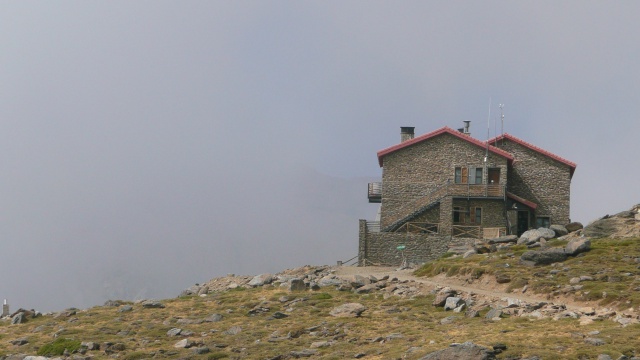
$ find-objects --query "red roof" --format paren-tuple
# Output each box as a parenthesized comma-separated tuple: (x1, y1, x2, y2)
(507, 192, 538, 210)
(377, 127, 514, 167)
(487, 133, 577, 177)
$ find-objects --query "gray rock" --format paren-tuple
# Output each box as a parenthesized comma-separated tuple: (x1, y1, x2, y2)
(565, 238, 591, 256)
(488, 235, 518, 244)
(192, 347, 210, 355)
(290, 349, 317, 358)
(444, 297, 464, 311)
(204, 313, 223, 322)
(584, 217, 620, 238)
(10, 338, 28, 346)
(462, 250, 476, 258)
(167, 328, 182, 336)
(418, 341, 496, 360)
(585, 337, 606, 346)
(289, 279, 307, 291)
(433, 287, 455, 307)
(440, 316, 456, 325)
(329, 303, 366, 317)
(520, 248, 567, 265)
(349, 275, 370, 288)
(597, 355, 613, 360)
(223, 326, 242, 335)
(248, 274, 274, 287)
(174, 338, 194, 348)
(141, 300, 165, 309)
(118, 305, 133, 312)
(518, 229, 548, 244)
(485, 308, 503, 320)
(565, 222, 584, 232)
(81, 342, 100, 350)
(11, 312, 25, 324)
(550, 224, 568, 237)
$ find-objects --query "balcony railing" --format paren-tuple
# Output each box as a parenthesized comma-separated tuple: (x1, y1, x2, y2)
(368, 182, 382, 203)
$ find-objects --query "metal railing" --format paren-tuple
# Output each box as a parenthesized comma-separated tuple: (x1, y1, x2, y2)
(368, 182, 382, 203)
(365, 221, 381, 232)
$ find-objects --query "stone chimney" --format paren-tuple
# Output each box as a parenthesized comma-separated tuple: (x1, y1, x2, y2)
(400, 127, 415, 142)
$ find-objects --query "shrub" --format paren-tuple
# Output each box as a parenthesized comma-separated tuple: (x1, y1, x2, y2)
(37, 338, 82, 356)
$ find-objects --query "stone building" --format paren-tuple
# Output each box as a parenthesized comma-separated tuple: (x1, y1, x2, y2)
(359, 123, 576, 266)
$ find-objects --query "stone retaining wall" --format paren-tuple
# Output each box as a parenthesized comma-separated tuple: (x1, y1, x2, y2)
(359, 219, 456, 266)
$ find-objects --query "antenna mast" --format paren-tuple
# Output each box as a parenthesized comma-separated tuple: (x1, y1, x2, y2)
(485, 98, 491, 162)
(499, 104, 505, 146)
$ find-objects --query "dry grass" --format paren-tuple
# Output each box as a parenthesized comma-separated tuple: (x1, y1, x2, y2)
(0, 283, 637, 359)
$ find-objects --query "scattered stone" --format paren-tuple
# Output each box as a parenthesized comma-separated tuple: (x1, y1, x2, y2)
(11, 312, 25, 324)
(565, 222, 584, 233)
(521, 248, 567, 265)
(550, 224, 569, 237)
(289, 279, 307, 291)
(565, 238, 591, 256)
(118, 305, 133, 312)
(249, 274, 275, 287)
(271, 312, 289, 319)
(329, 303, 366, 317)
(444, 297, 464, 311)
(174, 338, 194, 348)
(223, 326, 242, 335)
(485, 308, 503, 320)
(488, 235, 518, 244)
(290, 349, 317, 358)
(433, 287, 455, 307)
(10, 338, 28, 346)
(418, 341, 496, 360)
(463, 250, 477, 259)
(167, 328, 182, 336)
(141, 300, 165, 309)
(584, 337, 606, 346)
(192, 347, 210, 354)
(440, 316, 456, 325)
(495, 273, 511, 284)
(204, 314, 223, 322)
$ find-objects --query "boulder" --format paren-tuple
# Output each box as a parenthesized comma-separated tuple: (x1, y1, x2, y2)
(444, 297, 464, 311)
(520, 248, 567, 265)
(518, 228, 555, 245)
(462, 250, 476, 259)
(248, 274, 274, 287)
(565, 222, 584, 233)
(584, 217, 619, 238)
(487, 235, 518, 244)
(418, 341, 496, 360)
(432, 287, 455, 307)
(329, 303, 366, 317)
(485, 308, 503, 320)
(288, 279, 307, 291)
(141, 300, 165, 309)
(550, 224, 568, 237)
(565, 238, 591, 256)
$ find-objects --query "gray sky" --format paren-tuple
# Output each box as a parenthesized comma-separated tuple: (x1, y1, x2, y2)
(1, 1, 638, 311)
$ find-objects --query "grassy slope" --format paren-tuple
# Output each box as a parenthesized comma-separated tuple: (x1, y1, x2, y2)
(0, 237, 639, 359)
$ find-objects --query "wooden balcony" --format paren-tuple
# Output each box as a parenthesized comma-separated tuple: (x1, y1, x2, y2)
(368, 182, 382, 203)
(447, 183, 505, 198)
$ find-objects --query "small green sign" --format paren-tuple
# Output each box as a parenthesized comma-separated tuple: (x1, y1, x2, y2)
(396, 245, 406, 250)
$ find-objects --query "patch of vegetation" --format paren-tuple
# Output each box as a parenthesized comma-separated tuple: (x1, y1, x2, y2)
(37, 338, 82, 356)
(311, 292, 332, 300)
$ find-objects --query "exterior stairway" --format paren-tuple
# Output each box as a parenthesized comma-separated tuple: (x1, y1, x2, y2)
(383, 185, 449, 232)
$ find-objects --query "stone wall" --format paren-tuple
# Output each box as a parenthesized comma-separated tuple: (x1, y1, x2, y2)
(497, 140, 572, 224)
(380, 133, 509, 229)
(451, 199, 506, 228)
(359, 220, 454, 266)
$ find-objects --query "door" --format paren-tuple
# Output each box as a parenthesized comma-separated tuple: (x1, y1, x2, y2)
(517, 210, 529, 236)
(488, 168, 500, 184)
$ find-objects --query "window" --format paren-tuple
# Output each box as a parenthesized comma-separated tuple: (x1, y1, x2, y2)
(470, 167, 483, 184)
(473, 207, 482, 224)
(536, 217, 550, 228)
(455, 167, 461, 184)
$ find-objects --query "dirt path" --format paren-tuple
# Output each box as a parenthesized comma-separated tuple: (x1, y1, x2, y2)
(334, 266, 598, 312)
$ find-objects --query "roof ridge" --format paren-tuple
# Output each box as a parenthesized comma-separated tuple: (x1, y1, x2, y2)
(487, 133, 577, 174)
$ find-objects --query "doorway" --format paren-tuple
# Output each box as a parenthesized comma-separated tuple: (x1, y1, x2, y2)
(517, 210, 529, 236)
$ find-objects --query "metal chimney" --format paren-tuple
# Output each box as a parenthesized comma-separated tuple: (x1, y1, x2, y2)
(400, 127, 415, 142)
(463, 121, 471, 136)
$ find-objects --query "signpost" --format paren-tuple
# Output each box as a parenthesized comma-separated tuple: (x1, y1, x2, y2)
(397, 245, 407, 269)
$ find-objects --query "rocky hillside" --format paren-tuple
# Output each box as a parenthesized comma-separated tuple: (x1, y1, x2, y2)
(1, 205, 639, 360)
